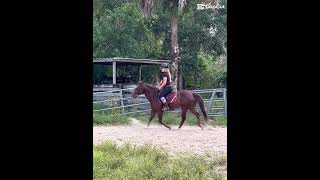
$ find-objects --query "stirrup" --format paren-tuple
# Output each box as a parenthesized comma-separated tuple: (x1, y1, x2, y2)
(162, 107, 169, 111)
(162, 105, 170, 111)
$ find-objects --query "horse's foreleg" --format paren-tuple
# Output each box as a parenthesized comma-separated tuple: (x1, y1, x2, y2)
(147, 110, 156, 126)
(178, 108, 188, 129)
(158, 112, 171, 130)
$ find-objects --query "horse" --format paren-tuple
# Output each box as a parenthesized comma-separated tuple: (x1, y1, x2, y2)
(131, 81, 214, 130)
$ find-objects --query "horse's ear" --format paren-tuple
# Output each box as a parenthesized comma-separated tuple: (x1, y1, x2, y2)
(138, 80, 144, 84)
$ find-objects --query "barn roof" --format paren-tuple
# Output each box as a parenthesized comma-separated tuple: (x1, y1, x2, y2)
(93, 57, 171, 65)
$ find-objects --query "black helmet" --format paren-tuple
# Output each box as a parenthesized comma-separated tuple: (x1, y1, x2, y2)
(160, 63, 169, 68)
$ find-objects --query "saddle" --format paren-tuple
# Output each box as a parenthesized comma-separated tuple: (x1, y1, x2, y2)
(160, 91, 177, 104)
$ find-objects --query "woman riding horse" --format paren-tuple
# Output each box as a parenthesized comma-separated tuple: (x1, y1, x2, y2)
(158, 63, 173, 111)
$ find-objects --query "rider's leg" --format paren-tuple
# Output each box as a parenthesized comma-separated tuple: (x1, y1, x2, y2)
(159, 88, 170, 110)
(160, 97, 169, 110)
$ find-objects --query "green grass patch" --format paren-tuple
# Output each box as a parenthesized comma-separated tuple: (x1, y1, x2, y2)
(135, 113, 197, 125)
(93, 141, 227, 180)
(134, 113, 227, 127)
(93, 97, 227, 127)
(212, 101, 224, 107)
(93, 111, 130, 125)
(212, 116, 227, 127)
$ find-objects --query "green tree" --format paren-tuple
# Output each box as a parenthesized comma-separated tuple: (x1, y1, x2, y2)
(93, 0, 227, 89)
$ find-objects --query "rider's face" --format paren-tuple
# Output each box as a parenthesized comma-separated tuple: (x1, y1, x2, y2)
(160, 68, 166, 72)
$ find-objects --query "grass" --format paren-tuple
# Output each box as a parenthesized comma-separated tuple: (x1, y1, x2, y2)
(93, 110, 226, 127)
(93, 99, 227, 127)
(93, 111, 130, 125)
(93, 141, 227, 180)
(93, 100, 132, 125)
(135, 113, 227, 127)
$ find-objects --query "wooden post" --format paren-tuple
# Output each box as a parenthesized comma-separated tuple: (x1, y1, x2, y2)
(120, 89, 125, 115)
(139, 65, 142, 81)
(223, 88, 227, 117)
(112, 61, 116, 85)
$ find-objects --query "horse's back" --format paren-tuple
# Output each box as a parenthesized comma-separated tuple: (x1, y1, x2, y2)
(178, 89, 193, 96)
(177, 90, 196, 104)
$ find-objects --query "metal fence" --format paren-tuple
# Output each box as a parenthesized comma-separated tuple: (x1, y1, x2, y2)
(93, 87, 227, 118)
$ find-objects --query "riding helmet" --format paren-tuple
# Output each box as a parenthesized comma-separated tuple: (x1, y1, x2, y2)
(160, 63, 169, 68)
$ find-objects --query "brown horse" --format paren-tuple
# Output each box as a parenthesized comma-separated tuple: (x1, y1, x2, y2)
(132, 81, 213, 130)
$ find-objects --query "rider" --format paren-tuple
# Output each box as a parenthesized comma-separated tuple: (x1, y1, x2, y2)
(158, 63, 173, 111)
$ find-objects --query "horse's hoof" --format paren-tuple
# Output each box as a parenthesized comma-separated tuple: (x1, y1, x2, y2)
(201, 126, 204, 130)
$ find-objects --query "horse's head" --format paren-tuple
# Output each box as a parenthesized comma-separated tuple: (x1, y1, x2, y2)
(132, 81, 145, 98)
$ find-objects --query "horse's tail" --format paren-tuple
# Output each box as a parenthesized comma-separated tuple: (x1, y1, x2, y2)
(192, 93, 210, 122)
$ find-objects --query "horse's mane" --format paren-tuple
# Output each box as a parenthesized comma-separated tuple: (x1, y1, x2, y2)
(140, 83, 159, 99)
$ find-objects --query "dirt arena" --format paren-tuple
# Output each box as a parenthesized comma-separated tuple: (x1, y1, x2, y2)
(93, 118, 227, 156)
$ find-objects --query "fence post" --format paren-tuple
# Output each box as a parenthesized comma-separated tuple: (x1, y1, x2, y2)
(120, 89, 125, 115)
(112, 61, 117, 85)
(207, 89, 216, 114)
(223, 88, 227, 117)
(139, 65, 142, 81)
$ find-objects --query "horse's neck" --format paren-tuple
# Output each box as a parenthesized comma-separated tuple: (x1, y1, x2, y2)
(143, 86, 159, 104)
(144, 92, 155, 102)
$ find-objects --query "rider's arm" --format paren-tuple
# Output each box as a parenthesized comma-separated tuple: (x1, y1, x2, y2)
(159, 77, 167, 90)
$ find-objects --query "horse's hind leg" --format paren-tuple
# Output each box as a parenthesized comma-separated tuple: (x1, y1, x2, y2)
(158, 112, 171, 130)
(147, 110, 156, 126)
(178, 108, 188, 129)
(190, 108, 203, 129)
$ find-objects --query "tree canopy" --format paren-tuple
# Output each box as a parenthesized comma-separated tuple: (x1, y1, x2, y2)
(93, 0, 227, 89)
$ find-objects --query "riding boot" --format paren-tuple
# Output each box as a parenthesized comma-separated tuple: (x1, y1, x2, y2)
(163, 102, 170, 111)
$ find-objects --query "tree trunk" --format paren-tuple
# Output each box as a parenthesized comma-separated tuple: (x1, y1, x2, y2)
(141, 0, 154, 17)
(178, 61, 183, 89)
(170, 15, 182, 91)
